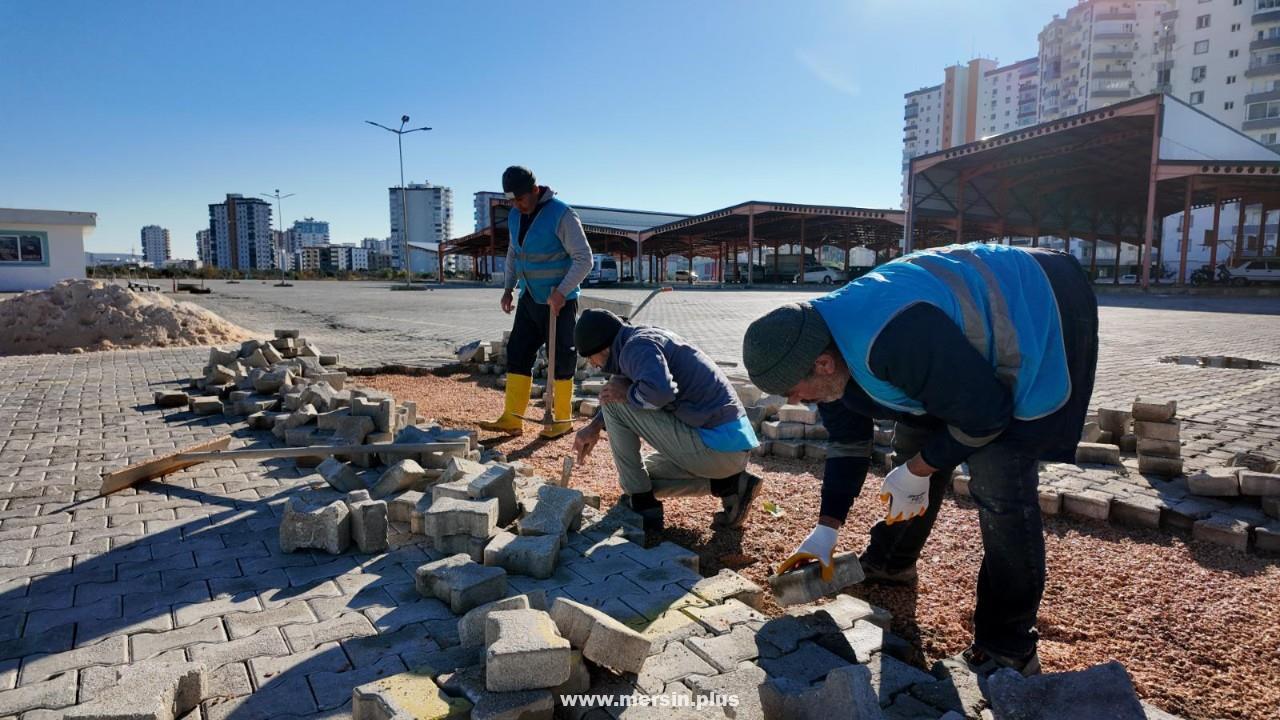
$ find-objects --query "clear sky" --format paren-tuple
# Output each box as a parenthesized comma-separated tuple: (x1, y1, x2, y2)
(0, 0, 1066, 258)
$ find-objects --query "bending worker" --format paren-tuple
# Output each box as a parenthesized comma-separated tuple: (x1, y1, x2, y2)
(479, 166, 592, 439)
(571, 309, 763, 533)
(742, 244, 1097, 676)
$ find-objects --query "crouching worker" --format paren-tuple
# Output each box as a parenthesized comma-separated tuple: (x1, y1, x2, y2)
(743, 244, 1098, 677)
(571, 309, 763, 532)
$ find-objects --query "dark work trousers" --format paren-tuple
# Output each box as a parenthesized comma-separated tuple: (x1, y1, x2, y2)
(505, 292, 578, 381)
(863, 249, 1099, 660)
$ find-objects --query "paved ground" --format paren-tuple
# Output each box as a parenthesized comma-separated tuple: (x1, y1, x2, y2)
(0, 281, 1278, 717)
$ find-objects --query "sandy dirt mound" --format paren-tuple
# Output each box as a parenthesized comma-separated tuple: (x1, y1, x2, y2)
(0, 279, 253, 356)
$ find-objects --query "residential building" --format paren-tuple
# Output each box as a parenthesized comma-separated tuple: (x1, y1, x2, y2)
(361, 237, 390, 254)
(84, 252, 145, 267)
(288, 218, 330, 252)
(389, 182, 453, 269)
(207, 194, 274, 270)
(980, 57, 1041, 138)
(139, 225, 170, 266)
(0, 208, 96, 291)
(473, 191, 505, 232)
(196, 229, 211, 263)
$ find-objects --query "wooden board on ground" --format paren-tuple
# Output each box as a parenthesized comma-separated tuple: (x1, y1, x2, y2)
(99, 435, 232, 496)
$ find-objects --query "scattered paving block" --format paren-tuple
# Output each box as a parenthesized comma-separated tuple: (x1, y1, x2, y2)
(284, 403, 319, 429)
(1117, 433, 1137, 453)
(1138, 453, 1184, 477)
(685, 665, 768, 719)
(772, 439, 806, 458)
(1075, 442, 1121, 465)
(458, 595, 538, 648)
(352, 397, 396, 434)
(415, 554, 508, 614)
(767, 551, 865, 607)
(440, 456, 488, 484)
(388, 490, 426, 524)
(1061, 489, 1111, 521)
(683, 598, 766, 635)
(1096, 408, 1131, 435)
(207, 363, 236, 384)
(578, 398, 599, 418)
(633, 640, 717, 694)
(437, 665, 555, 720)
(348, 498, 390, 554)
(333, 414, 376, 445)
(1133, 420, 1180, 442)
(1255, 522, 1280, 554)
(1110, 494, 1165, 529)
(549, 597, 651, 674)
(280, 495, 351, 554)
(469, 464, 518, 526)
(300, 382, 338, 412)
(517, 485, 585, 539)
(190, 396, 223, 415)
(432, 480, 472, 503)
(685, 568, 764, 609)
(484, 609, 571, 692)
(1187, 467, 1240, 496)
(1192, 514, 1251, 552)
(351, 671, 471, 720)
(373, 459, 428, 499)
(762, 420, 806, 440)
(1136, 437, 1181, 457)
(255, 366, 292, 394)
(484, 530, 560, 579)
(778, 403, 819, 424)
(154, 390, 190, 407)
(685, 624, 766, 672)
(318, 457, 364, 493)
(1130, 398, 1177, 423)
(64, 661, 205, 720)
(987, 660, 1145, 720)
(422, 497, 499, 540)
(760, 662, 881, 720)
(1080, 421, 1101, 443)
(1038, 488, 1062, 515)
(275, 328, 300, 339)
(804, 442, 828, 460)
(1165, 497, 1231, 531)
(434, 533, 490, 562)
(1239, 470, 1280, 497)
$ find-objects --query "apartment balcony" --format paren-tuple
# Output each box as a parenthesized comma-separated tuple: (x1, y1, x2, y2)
(1092, 88, 1132, 99)
(1095, 31, 1135, 41)
(1094, 50, 1135, 60)
(1254, 9, 1280, 25)
(1160, 10, 1178, 22)
(1242, 117, 1280, 130)
(1245, 88, 1280, 104)
(1251, 37, 1280, 51)
(1097, 11, 1137, 21)
(1246, 60, 1280, 77)
(1065, 60, 1081, 71)
(904, 135, 919, 143)
(1094, 70, 1133, 79)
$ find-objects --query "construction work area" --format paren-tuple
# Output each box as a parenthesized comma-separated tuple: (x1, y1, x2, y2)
(0, 275, 1275, 720)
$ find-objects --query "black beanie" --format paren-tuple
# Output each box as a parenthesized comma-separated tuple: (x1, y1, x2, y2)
(575, 309, 624, 357)
(502, 166, 536, 196)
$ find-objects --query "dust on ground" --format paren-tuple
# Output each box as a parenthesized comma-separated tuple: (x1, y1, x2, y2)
(361, 370, 1280, 720)
(0, 279, 252, 356)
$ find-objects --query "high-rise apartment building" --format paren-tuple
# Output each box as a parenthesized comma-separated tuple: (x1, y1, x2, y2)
(389, 182, 453, 269)
(207, 194, 274, 270)
(288, 218, 330, 253)
(473, 191, 505, 232)
(196, 229, 211, 263)
(140, 225, 170, 266)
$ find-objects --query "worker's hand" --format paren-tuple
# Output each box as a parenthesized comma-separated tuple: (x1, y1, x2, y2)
(500, 289, 514, 314)
(879, 462, 930, 524)
(548, 289, 566, 315)
(776, 524, 838, 582)
(598, 376, 631, 405)
(573, 424, 602, 464)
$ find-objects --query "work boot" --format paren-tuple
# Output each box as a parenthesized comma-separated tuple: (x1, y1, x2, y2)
(478, 373, 531, 433)
(538, 378, 575, 439)
(625, 492, 665, 533)
(957, 644, 1042, 677)
(712, 471, 763, 529)
(858, 552, 919, 585)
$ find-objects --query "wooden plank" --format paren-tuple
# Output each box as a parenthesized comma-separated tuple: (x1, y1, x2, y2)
(98, 435, 232, 496)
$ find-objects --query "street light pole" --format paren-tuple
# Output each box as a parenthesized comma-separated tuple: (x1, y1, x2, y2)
(261, 189, 295, 286)
(366, 116, 431, 288)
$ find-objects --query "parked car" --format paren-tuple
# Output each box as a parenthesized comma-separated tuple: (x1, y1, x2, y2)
(1223, 259, 1280, 285)
(585, 254, 619, 285)
(794, 262, 843, 284)
(674, 269, 699, 283)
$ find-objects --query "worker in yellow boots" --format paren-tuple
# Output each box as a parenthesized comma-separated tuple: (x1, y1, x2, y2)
(479, 166, 593, 439)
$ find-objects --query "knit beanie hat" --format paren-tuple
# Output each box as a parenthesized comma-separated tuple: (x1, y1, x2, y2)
(575, 309, 624, 357)
(742, 302, 832, 396)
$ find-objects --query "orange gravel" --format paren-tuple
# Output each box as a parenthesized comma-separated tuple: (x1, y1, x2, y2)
(360, 371, 1280, 720)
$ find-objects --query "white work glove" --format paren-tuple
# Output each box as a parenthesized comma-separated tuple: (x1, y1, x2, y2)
(879, 463, 930, 524)
(775, 524, 838, 582)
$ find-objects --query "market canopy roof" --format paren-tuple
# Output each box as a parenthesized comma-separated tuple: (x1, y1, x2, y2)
(640, 201, 906, 257)
(905, 94, 1280, 284)
(441, 202, 685, 258)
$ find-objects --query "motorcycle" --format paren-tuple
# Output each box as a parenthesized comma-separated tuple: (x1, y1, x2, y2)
(1189, 263, 1230, 286)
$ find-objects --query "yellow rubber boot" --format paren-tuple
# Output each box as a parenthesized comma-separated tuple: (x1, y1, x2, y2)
(478, 373, 532, 433)
(539, 378, 576, 439)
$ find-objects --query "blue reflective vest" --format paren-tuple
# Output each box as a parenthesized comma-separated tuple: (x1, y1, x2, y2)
(811, 243, 1071, 421)
(509, 198, 580, 304)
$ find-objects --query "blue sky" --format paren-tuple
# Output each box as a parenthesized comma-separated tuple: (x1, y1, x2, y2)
(0, 1, 1064, 258)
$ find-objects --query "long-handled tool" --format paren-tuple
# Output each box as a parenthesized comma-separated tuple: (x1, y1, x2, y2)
(515, 305, 567, 427)
(100, 436, 469, 496)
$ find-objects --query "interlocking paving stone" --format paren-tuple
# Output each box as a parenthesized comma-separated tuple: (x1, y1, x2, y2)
(18, 635, 128, 685)
(0, 669, 77, 715)
(282, 611, 378, 651)
(131, 616, 227, 660)
(188, 626, 290, 668)
(224, 600, 318, 639)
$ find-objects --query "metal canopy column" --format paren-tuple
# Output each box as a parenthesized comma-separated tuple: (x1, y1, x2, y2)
(1114, 237, 1123, 284)
(1140, 110, 1162, 289)
(1178, 180, 1193, 285)
(1235, 199, 1247, 265)
(1208, 193, 1223, 274)
(747, 209, 755, 286)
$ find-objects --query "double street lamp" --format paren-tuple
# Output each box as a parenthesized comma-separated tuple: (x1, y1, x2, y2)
(261, 188, 294, 286)
(366, 116, 432, 287)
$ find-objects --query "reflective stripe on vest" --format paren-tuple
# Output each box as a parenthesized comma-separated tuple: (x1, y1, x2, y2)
(509, 198, 579, 304)
(811, 243, 1070, 421)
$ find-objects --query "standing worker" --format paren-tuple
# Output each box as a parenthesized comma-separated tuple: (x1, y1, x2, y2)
(571, 309, 763, 533)
(742, 244, 1097, 676)
(479, 166, 593, 439)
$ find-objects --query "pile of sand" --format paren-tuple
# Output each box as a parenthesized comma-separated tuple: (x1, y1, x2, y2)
(0, 279, 253, 356)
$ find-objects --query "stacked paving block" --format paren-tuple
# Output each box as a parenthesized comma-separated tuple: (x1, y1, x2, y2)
(484, 609, 573, 692)
(416, 553, 508, 614)
(279, 495, 351, 555)
(1132, 398, 1183, 477)
(759, 401, 828, 460)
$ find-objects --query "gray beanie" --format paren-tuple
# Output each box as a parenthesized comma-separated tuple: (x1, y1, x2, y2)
(742, 302, 832, 396)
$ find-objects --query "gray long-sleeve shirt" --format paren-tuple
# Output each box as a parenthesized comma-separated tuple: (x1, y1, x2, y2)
(504, 187, 593, 298)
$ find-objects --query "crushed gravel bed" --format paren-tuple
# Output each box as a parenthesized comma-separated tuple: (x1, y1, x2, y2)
(361, 370, 1280, 720)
